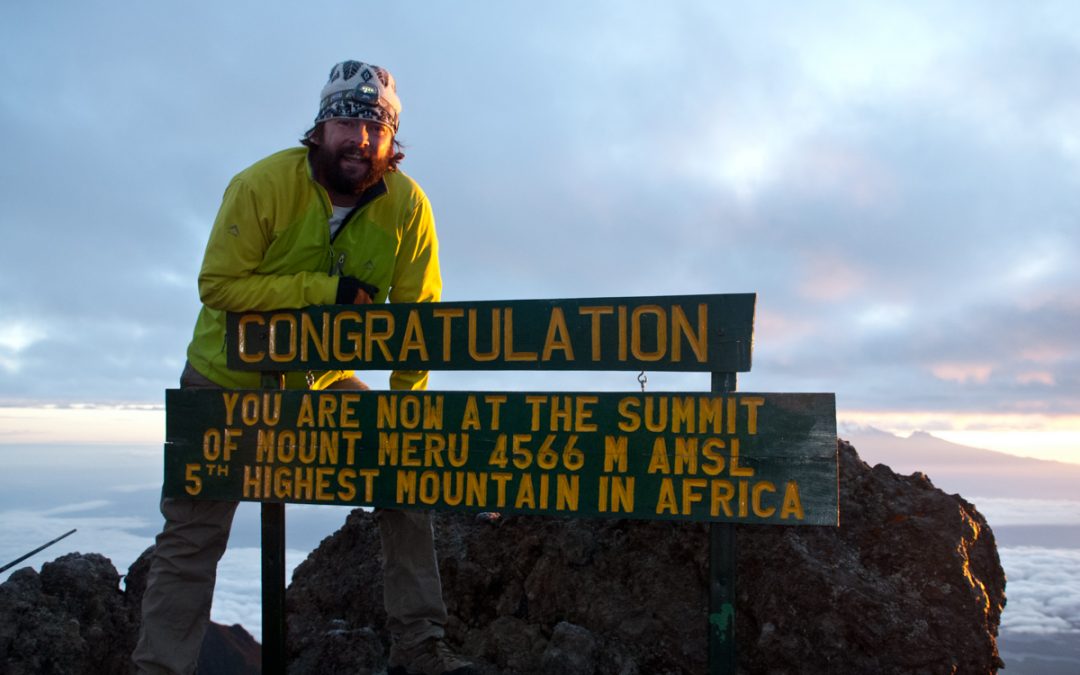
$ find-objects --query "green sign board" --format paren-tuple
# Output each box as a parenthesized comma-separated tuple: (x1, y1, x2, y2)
(225, 294, 755, 373)
(164, 389, 837, 525)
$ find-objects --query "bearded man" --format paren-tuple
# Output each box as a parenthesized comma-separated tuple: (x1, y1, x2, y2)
(133, 60, 475, 675)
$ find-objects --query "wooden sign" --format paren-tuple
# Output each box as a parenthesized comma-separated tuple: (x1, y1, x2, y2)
(225, 294, 755, 373)
(163, 389, 837, 525)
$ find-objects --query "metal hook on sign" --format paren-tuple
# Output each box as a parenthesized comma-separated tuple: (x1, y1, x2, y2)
(637, 370, 647, 392)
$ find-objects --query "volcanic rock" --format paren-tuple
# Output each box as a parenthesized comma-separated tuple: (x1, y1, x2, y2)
(0, 547, 260, 674)
(285, 439, 1005, 674)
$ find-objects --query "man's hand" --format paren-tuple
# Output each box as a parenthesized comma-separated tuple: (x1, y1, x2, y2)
(336, 276, 380, 305)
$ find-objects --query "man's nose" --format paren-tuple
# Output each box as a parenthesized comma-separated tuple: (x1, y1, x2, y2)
(356, 126, 371, 148)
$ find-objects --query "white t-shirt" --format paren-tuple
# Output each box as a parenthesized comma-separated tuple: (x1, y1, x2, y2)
(328, 205, 351, 238)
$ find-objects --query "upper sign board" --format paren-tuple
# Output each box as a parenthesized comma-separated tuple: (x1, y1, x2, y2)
(226, 294, 755, 373)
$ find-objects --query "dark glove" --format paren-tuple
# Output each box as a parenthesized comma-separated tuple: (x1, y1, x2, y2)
(335, 276, 380, 304)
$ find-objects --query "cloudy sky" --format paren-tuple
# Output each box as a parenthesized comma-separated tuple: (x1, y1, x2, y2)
(1, 1, 1078, 463)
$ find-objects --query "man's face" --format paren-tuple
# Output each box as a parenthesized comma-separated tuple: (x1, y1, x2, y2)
(310, 118, 395, 199)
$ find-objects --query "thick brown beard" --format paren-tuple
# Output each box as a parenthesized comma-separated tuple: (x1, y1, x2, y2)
(312, 145, 392, 196)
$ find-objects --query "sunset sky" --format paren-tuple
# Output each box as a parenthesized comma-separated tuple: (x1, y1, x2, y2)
(1, 1, 1078, 465)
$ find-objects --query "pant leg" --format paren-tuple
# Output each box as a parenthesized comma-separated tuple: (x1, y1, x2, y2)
(322, 377, 448, 647)
(376, 508, 448, 647)
(133, 362, 236, 675)
(132, 498, 238, 675)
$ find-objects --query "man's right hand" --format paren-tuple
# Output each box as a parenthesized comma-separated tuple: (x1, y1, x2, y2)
(336, 276, 380, 305)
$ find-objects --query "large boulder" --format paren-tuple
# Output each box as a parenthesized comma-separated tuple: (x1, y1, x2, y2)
(0, 547, 260, 674)
(286, 440, 1005, 673)
(0, 553, 137, 675)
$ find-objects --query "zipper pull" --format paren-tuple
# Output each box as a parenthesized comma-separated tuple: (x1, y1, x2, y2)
(335, 252, 346, 276)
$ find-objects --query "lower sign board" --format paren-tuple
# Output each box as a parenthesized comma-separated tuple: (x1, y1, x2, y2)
(164, 390, 837, 525)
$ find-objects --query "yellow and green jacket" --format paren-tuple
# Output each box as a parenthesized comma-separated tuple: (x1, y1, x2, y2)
(186, 147, 441, 391)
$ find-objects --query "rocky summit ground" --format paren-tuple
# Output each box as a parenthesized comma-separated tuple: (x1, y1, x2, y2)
(1, 439, 1005, 674)
(286, 440, 1005, 674)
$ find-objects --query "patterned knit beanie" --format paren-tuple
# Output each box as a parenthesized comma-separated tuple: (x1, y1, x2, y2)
(312, 60, 401, 132)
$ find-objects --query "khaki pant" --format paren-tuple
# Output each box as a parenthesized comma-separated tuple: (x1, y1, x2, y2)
(132, 366, 447, 675)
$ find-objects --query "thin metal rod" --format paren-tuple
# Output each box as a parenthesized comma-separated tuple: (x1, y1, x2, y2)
(1, 529, 77, 573)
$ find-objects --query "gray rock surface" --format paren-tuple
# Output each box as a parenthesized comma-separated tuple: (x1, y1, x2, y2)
(285, 439, 1006, 673)
(0, 548, 260, 674)
(0, 552, 136, 675)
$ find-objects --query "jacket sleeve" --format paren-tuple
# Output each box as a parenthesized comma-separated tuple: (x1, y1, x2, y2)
(388, 191, 442, 391)
(197, 178, 337, 311)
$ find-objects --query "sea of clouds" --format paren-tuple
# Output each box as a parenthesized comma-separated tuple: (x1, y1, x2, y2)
(2, 444, 1077, 644)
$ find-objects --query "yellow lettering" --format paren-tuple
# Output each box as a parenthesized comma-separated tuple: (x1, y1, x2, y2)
(318, 394, 337, 427)
(504, 308, 538, 361)
(377, 395, 396, 428)
(365, 310, 395, 361)
(400, 432, 422, 466)
(556, 474, 579, 511)
(359, 469, 378, 501)
(300, 311, 330, 363)
(729, 438, 754, 477)
(397, 470, 417, 504)
(461, 396, 481, 430)
(343, 431, 362, 464)
(674, 437, 697, 475)
(647, 437, 670, 474)
(644, 396, 667, 432)
(781, 481, 804, 520)
(419, 471, 439, 505)
(701, 438, 725, 476)
(699, 398, 723, 434)
(223, 428, 241, 461)
(603, 436, 628, 472)
(671, 303, 707, 363)
(237, 315, 265, 363)
(468, 308, 500, 361)
(337, 468, 357, 501)
(710, 480, 734, 517)
(399, 310, 429, 361)
(332, 311, 363, 362)
(575, 395, 598, 432)
(315, 467, 334, 501)
(656, 478, 678, 515)
(631, 305, 666, 361)
(297, 395, 315, 428)
(741, 396, 764, 434)
(222, 392, 239, 426)
(268, 313, 297, 363)
(541, 307, 575, 362)
(256, 429, 275, 463)
(617, 397, 641, 432)
(578, 305, 613, 361)
(424, 433, 446, 467)
(378, 431, 399, 465)
(752, 481, 776, 517)
(682, 478, 707, 515)
(242, 465, 260, 498)
(340, 394, 360, 429)
(515, 474, 536, 509)
(433, 307, 464, 361)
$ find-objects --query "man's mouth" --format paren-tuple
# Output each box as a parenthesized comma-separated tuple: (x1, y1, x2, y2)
(340, 151, 369, 165)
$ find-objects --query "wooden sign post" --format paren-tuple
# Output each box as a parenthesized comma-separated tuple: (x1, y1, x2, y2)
(162, 294, 838, 673)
